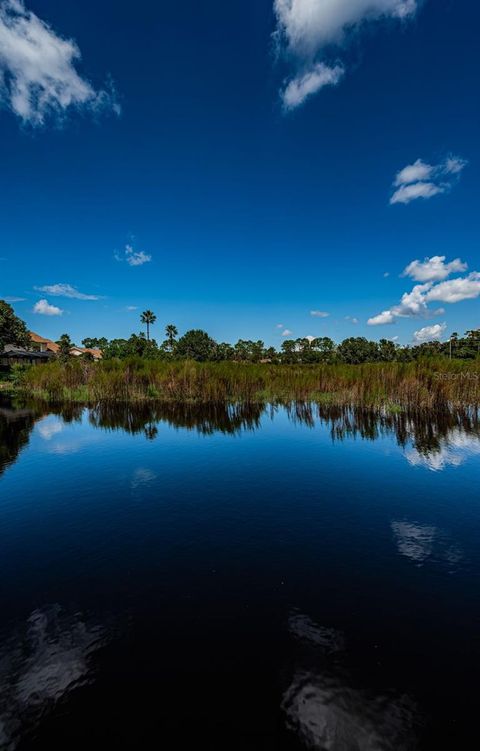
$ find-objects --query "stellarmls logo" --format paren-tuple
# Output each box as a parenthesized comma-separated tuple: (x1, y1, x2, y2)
(433, 372, 480, 381)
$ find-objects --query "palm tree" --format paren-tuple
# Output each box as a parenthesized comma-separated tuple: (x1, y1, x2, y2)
(165, 324, 178, 350)
(141, 310, 157, 341)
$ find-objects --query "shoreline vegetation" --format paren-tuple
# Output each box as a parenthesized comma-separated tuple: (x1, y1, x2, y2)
(2, 302, 480, 408)
(12, 358, 480, 409)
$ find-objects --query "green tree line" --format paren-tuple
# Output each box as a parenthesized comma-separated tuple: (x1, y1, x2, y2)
(80, 310, 480, 363)
(2, 300, 480, 366)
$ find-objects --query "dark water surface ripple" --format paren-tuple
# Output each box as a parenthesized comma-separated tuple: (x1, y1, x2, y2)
(0, 399, 479, 749)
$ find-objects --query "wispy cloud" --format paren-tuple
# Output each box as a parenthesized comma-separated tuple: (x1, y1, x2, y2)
(0, 0, 119, 126)
(282, 63, 344, 111)
(33, 298, 63, 316)
(274, 0, 418, 110)
(368, 256, 480, 325)
(115, 244, 152, 267)
(126, 305, 138, 311)
(390, 156, 468, 205)
(2, 295, 25, 302)
(345, 316, 359, 324)
(310, 310, 330, 318)
(282, 328, 293, 337)
(34, 283, 100, 300)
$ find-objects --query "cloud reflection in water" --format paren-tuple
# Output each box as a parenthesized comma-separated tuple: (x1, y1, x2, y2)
(283, 613, 418, 750)
(391, 521, 463, 571)
(0, 605, 106, 749)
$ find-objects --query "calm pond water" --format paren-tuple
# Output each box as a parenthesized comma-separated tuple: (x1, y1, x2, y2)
(0, 399, 479, 750)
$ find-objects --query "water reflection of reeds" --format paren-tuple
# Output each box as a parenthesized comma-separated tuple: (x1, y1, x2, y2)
(2, 397, 480, 475)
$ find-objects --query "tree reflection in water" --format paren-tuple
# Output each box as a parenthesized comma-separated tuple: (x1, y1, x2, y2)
(0, 401, 83, 478)
(1, 398, 480, 476)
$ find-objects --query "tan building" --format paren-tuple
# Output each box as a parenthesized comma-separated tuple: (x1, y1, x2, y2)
(29, 333, 102, 360)
(70, 346, 103, 361)
(29, 331, 60, 354)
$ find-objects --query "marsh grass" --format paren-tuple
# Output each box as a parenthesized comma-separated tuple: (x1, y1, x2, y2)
(17, 357, 480, 408)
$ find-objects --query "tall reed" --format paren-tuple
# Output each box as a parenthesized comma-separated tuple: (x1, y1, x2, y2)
(18, 357, 480, 409)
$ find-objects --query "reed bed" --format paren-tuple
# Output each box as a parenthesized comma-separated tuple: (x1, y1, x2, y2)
(17, 357, 480, 409)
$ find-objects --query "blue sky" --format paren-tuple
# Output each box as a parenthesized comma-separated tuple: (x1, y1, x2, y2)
(0, 0, 478, 346)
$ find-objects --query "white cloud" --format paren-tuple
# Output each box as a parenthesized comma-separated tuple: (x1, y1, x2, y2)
(34, 283, 100, 300)
(281, 63, 344, 110)
(3, 295, 25, 302)
(390, 182, 444, 205)
(276, 323, 284, 328)
(345, 316, 359, 324)
(383, 272, 390, 278)
(274, 0, 417, 109)
(368, 257, 480, 325)
(310, 310, 330, 318)
(425, 272, 480, 304)
(33, 298, 63, 316)
(282, 328, 293, 337)
(126, 305, 138, 311)
(413, 322, 446, 343)
(394, 158, 433, 186)
(368, 310, 396, 326)
(115, 244, 152, 267)
(403, 255, 467, 282)
(0, 0, 119, 126)
(390, 155, 468, 205)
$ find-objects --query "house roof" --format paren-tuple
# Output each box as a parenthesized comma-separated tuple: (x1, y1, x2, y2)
(2, 345, 52, 359)
(70, 346, 103, 358)
(29, 331, 60, 353)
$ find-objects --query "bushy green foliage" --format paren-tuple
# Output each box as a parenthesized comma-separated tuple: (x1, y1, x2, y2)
(0, 300, 30, 351)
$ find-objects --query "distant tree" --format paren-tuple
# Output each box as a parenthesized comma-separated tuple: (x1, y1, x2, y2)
(101, 334, 159, 360)
(464, 329, 480, 358)
(102, 338, 129, 359)
(214, 342, 235, 361)
(233, 339, 265, 363)
(141, 310, 157, 341)
(337, 337, 379, 364)
(126, 333, 159, 358)
(264, 347, 278, 363)
(165, 324, 178, 351)
(0, 300, 30, 352)
(312, 337, 336, 363)
(378, 339, 398, 362)
(251, 340, 266, 363)
(56, 333, 73, 362)
(82, 337, 108, 350)
(281, 340, 298, 364)
(175, 329, 217, 361)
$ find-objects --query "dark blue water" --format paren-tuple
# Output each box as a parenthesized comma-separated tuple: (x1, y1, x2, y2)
(0, 400, 479, 749)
